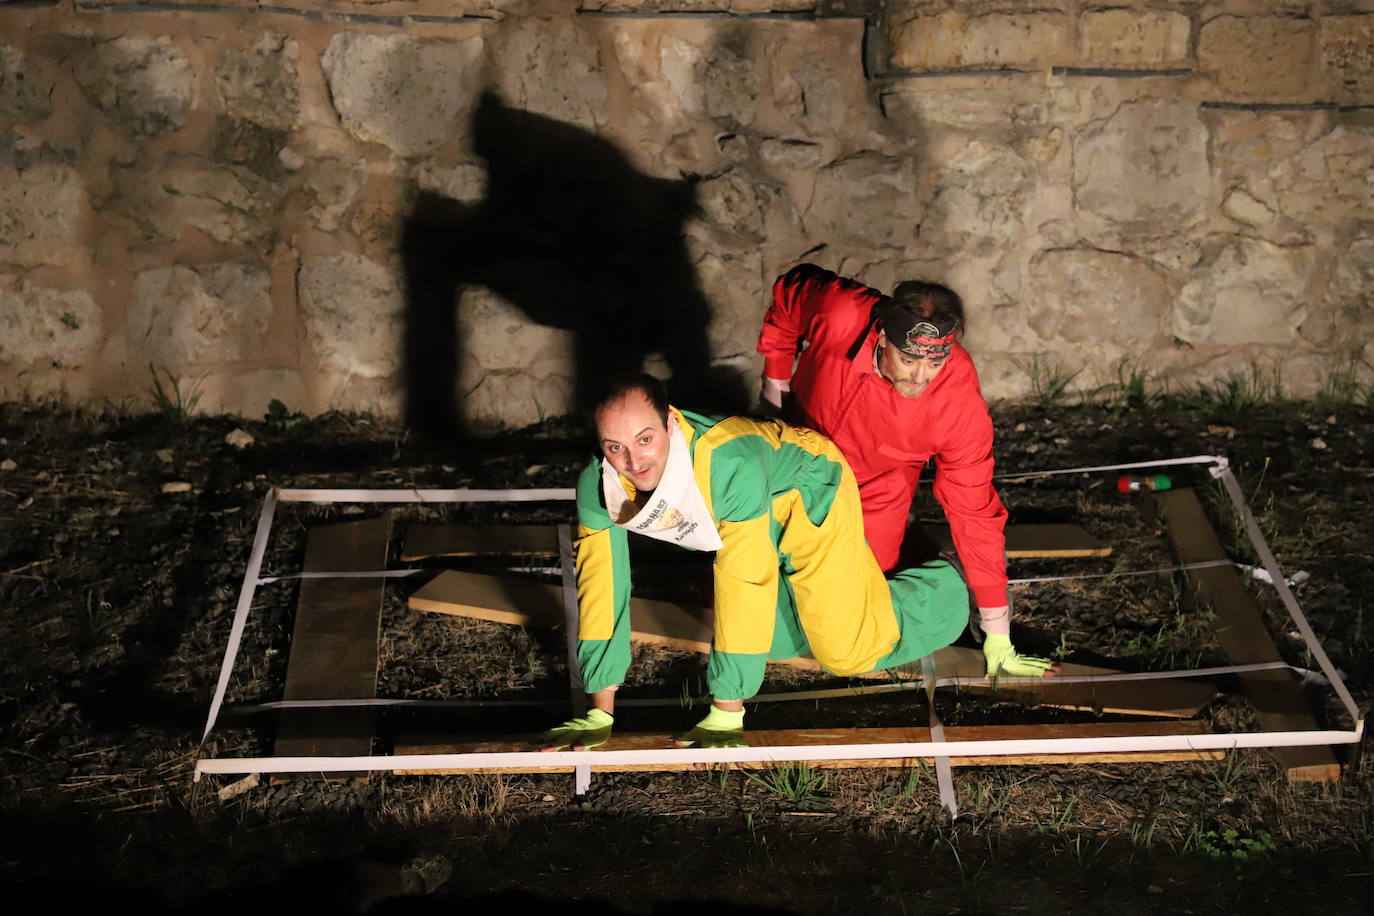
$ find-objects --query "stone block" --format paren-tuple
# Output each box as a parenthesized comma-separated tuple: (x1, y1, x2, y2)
(0, 160, 83, 268)
(890, 12, 1069, 71)
(1198, 16, 1317, 98)
(882, 87, 1051, 135)
(415, 162, 488, 203)
(321, 31, 484, 157)
(763, 24, 859, 137)
(1073, 99, 1209, 235)
(111, 157, 276, 247)
(695, 170, 773, 242)
(0, 42, 55, 125)
(1310, 238, 1374, 347)
(298, 254, 405, 380)
(1175, 236, 1313, 346)
(658, 32, 757, 127)
(458, 287, 574, 373)
(1026, 249, 1172, 349)
(214, 32, 301, 131)
(759, 139, 824, 171)
(581, 0, 813, 11)
(695, 250, 764, 359)
(0, 277, 103, 374)
(1271, 122, 1374, 229)
(74, 35, 194, 138)
(808, 153, 918, 248)
(1222, 188, 1275, 228)
(202, 367, 308, 418)
(924, 141, 1033, 255)
(130, 264, 273, 370)
(301, 159, 365, 232)
(489, 16, 607, 130)
(1079, 9, 1190, 67)
(458, 367, 573, 433)
(1322, 15, 1374, 98)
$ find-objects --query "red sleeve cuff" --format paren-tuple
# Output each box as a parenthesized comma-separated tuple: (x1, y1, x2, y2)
(762, 354, 795, 379)
(970, 582, 1009, 609)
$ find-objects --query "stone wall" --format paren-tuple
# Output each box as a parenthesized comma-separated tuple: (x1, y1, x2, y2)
(1, 0, 1371, 426)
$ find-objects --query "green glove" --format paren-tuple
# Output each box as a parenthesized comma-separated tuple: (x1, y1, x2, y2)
(542, 708, 613, 750)
(983, 633, 1056, 678)
(676, 706, 748, 748)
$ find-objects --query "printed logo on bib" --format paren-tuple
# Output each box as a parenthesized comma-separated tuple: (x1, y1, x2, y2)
(636, 501, 698, 544)
(601, 415, 723, 553)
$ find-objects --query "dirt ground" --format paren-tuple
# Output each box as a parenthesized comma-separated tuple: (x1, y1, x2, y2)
(1, 396, 1371, 914)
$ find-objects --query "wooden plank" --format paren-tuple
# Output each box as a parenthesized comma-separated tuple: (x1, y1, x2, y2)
(402, 522, 1110, 561)
(274, 517, 389, 764)
(401, 523, 557, 561)
(1155, 488, 1340, 783)
(409, 571, 1215, 718)
(393, 721, 1222, 773)
(410, 570, 711, 653)
(930, 522, 1111, 558)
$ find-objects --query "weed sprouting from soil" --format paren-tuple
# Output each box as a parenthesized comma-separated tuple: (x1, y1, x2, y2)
(743, 761, 829, 805)
(148, 362, 204, 421)
(1016, 355, 1083, 408)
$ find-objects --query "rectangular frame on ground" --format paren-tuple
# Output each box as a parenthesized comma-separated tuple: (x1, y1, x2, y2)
(194, 460, 1363, 787)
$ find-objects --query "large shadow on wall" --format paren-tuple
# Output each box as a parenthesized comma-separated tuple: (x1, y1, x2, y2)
(401, 92, 746, 451)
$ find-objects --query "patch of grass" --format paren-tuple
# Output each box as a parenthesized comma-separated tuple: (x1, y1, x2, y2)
(1064, 832, 1110, 867)
(744, 761, 829, 805)
(1129, 819, 1158, 851)
(901, 760, 933, 796)
(1097, 359, 1165, 411)
(1203, 748, 1250, 797)
(1315, 359, 1373, 408)
(1016, 355, 1082, 408)
(1038, 798, 1077, 834)
(148, 362, 204, 421)
(1178, 363, 1285, 415)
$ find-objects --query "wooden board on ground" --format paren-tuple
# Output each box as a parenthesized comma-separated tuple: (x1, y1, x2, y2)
(401, 523, 557, 561)
(402, 522, 1109, 562)
(409, 570, 1215, 718)
(1155, 488, 1340, 783)
(393, 721, 1221, 773)
(274, 517, 389, 768)
(930, 522, 1111, 558)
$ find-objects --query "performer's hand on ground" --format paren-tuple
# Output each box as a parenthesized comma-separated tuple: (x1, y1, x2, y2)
(983, 633, 1060, 678)
(675, 706, 748, 749)
(541, 708, 613, 751)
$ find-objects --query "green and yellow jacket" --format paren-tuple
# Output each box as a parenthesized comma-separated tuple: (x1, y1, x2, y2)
(574, 407, 963, 700)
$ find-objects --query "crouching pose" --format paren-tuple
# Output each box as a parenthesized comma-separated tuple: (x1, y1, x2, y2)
(543, 374, 969, 751)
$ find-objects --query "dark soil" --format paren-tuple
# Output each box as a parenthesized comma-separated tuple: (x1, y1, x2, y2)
(1, 399, 1371, 915)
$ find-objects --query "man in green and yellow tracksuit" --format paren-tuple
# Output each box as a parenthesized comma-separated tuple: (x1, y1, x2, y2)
(543, 375, 969, 750)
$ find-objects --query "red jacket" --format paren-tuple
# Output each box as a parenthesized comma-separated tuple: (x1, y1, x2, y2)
(758, 264, 1009, 608)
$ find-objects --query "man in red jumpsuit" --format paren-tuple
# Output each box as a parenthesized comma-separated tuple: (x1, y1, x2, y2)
(757, 263, 1055, 677)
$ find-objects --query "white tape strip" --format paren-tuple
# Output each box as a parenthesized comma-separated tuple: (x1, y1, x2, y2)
(230, 658, 1340, 717)
(275, 487, 575, 503)
(218, 659, 1311, 715)
(194, 722, 1363, 776)
(1009, 559, 1232, 585)
(994, 455, 1225, 482)
(921, 653, 959, 818)
(258, 568, 425, 584)
(201, 489, 279, 743)
(1215, 468, 1361, 723)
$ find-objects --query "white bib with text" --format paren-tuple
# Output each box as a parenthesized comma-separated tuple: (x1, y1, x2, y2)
(600, 421, 724, 552)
